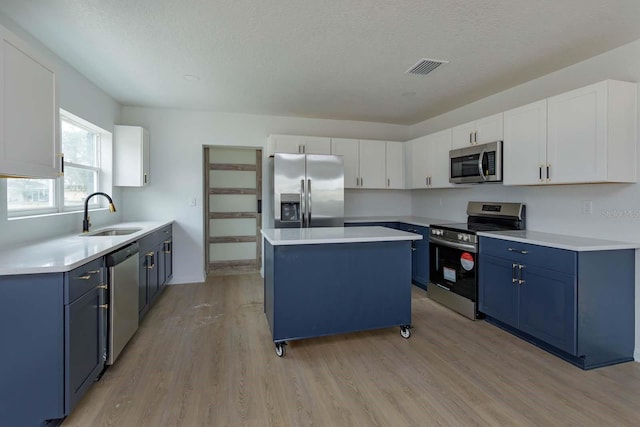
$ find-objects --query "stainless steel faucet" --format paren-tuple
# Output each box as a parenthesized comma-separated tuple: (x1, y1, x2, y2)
(83, 192, 116, 232)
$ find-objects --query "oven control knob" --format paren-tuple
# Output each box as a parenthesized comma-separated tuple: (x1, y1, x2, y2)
(457, 233, 463, 240)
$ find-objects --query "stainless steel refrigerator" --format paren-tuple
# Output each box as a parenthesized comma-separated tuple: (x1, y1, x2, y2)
(272, 153, 344, 228)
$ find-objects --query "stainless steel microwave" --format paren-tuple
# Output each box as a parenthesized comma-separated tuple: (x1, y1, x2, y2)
(449, 141, 502, 184)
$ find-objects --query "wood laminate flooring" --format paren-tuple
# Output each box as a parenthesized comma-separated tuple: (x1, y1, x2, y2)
(62, 274, 640, 426)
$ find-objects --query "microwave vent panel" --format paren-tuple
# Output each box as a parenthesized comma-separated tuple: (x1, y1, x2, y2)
(405, 58, 449, 76)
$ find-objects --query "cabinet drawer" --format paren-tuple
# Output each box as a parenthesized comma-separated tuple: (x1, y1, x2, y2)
(65, 257, 104, 304)
(480, 237, 576, 275)
(139, 225, 173, 251)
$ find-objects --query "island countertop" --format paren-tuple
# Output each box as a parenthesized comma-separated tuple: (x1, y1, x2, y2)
(478, 230, 640, 251)
(261, 226, 423, 246)
(0, 221, 173, 275)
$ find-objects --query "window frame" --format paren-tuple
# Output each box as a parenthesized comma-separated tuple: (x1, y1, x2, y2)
(60, 114, 102, 212)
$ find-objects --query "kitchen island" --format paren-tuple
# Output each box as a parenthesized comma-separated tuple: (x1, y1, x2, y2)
(261, 226, 422, 356)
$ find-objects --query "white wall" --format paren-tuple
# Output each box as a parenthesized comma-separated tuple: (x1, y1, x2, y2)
(407, 38, 640, 360)
(0, 13, 122, 248)
(119, 107, 408, 284)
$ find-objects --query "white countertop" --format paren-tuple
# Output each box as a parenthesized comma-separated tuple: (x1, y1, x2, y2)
(0, 221, 173, 275)
(478, 230, 640, 252)
(261, 226, 423, 246)
(344, 216, 454, 228)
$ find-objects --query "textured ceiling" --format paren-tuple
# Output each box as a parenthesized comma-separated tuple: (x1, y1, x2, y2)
(1, 0, 640, 124)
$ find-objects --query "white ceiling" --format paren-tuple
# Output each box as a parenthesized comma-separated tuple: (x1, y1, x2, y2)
(1, 0, 640, 125)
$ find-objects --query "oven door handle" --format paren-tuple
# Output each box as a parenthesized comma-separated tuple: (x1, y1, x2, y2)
(429, 236, 477, 253)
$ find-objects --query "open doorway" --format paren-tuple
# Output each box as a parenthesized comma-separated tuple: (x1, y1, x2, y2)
(203, 146, 262, 276)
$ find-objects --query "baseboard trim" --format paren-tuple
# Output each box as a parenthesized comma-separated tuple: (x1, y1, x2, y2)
(169, 274, 206, 285)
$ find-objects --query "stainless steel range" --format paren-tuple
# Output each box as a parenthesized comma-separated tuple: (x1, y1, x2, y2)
(429, 201, 525, 320)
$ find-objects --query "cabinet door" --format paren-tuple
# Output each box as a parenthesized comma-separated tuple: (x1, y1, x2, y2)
(302, 136, 331, 154)
(519, 265, 577, 354)
(503, 100, 547, 185)
(0, 26, 59, 178)
(146, 249, 160, 303)
(426, 128, 453, 188)
(138, 251, 151, 317)
(65, 286, 105, 413)
(142, 128, 150, 185)
(163, 238, 173, 283)
(331, 138, 359, 188)
(409, 226, 429, 288)
(385, 141, 404, 189)
(358, 140, 386, 189)
(269, 135, 304, 155)
(451, 121, 476, 149)
(478, 254, 519, 327)
(409, 135, 430, 188)
(475, 113, 503, 144)
(547, 82, 606, 184)
(114, 126, 149, 187)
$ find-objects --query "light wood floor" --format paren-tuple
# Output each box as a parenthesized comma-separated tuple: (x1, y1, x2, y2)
(63, 274, 640, 426)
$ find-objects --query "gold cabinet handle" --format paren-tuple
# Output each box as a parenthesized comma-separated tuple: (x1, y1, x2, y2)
(99, 304, 109, 310)
(145, 251, 155, 269)
(97, 285, 108, 290)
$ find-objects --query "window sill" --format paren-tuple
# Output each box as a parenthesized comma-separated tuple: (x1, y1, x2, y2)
(8, 207, 107, 221)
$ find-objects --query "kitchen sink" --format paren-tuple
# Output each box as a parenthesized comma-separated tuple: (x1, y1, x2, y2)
(81, 227, 142, 236)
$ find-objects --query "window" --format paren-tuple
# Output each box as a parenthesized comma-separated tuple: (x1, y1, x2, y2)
(7, 110, 112, 217)
(61, 118, 100, 208)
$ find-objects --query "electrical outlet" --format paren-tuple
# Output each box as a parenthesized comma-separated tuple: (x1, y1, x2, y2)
(582, 200, 593, 215)
(189, 197, 197, 207)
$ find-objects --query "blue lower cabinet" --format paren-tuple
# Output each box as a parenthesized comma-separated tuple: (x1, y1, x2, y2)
(0, 259, 107, 425)
(65, 285, 106, 413)
(479, 236, 634, 369)
(138, 225, 173, 320)
(406, 225, 429, 290)
(518, 265, 576, 354)
(479, 254, 519, 328)
(345, 221, 430, 289)
(265, 240, 411, 343)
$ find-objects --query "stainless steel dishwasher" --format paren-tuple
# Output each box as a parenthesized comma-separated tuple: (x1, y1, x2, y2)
(105, 243, 139, 365)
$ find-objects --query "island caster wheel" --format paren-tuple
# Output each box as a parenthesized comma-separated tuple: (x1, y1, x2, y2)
(400, 325, 411, 339)
(275, 342, 287, 357)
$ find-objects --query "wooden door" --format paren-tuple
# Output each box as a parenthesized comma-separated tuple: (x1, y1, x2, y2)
(205, 147, 262, 275)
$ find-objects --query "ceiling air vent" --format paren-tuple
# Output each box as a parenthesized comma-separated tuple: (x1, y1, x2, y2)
(405, 58, 448, 76)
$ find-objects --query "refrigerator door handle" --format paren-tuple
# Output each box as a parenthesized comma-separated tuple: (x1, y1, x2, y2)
(307, 179, 312, 226)
(300, 179, 306, 228)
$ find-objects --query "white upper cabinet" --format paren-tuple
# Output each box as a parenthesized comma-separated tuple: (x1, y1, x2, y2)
(385, 141, 404, 189)
(358, 140, 386, 189)
(331, 138, 388, 189)
(331, 138, 359, 188)
(408, 135, 429, 189)
(504, 80, 637, 185)
(427, 129, 454, 188)
(451, 113, 503, 149)
(114, 125, 150, 186)
(546, 80, 636, 184)
(0, 24, 59, 178)
(267, 134, 331, 156)
(503, 100, 548, 185)
(408, 129, 453, 189)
